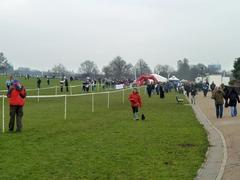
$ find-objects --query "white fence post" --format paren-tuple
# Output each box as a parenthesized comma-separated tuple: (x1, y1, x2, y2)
(92, 93, 94, 112)
(64, 95, 67, 120)
(55, 86, 58, 95)
(2, 95, 5, 133)
(107, 92, 110, 109)
(37, 88, 40, 102)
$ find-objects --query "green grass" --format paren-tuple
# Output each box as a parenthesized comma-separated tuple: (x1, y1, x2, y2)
(0, 77, 208, 180)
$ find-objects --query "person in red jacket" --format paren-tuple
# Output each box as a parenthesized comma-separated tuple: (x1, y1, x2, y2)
(7, 80, 26, 132)
(128, 88, 142, 120)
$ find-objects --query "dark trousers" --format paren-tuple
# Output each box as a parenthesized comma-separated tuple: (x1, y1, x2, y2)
(132, 106, 139, 113)
(9, 105, 23, 131)
(215, 104, 223, 118)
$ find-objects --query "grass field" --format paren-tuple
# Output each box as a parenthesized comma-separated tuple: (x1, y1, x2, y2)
(0, 77, 208, 180)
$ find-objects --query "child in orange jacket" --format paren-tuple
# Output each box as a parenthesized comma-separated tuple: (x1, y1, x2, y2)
(128, 88, 142, 120)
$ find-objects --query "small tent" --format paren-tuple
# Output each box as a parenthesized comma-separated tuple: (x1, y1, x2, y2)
(169, 76, 179, 81)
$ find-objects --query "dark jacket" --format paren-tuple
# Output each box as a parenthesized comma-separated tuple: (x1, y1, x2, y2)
(228, 89, 240, 107)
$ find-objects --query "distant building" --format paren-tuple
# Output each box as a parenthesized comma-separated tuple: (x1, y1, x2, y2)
(208, 64, 221, 73)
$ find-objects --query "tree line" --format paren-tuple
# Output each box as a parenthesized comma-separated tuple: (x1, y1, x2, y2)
(0, 51, 235, 81)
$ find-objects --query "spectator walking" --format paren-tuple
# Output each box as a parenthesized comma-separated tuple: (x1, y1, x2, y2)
(60, 78, 64, 92)
(228, 88, 240, 117)
(47, 77, 50, 85)
(190, 84, 197, 104)
(160, 84, 165, 99)
(128, 88, 142, 120)
(210, 81, 216, 92)
(7, 80, 26, 132)
(64, 77, 69, 92)
(146, 83, 152, 98)
(202, 83, 209, 97)
(37, 77, 41, 89)
(222, 84, 229, 108)
(212, 87, 225, 119)
(6, 76, 13, 90)
(156, 83, 160, 95)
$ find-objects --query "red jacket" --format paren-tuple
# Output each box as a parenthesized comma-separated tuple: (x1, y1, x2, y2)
(7, 87, 26, 106)
(128, 91, 142, 107)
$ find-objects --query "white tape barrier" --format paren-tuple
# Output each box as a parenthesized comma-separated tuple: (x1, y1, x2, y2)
(1, 87, 137, 133)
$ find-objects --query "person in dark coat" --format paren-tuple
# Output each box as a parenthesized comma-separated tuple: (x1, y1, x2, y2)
(64, 77, 69, 92)
(156, 83, 160, 95)
(146, 83, 152, 98)
(190, 84, 197, 104)
(184, 83, 190, 98)
(160, 84, 165, 98)
(37, 77, 41, 88)
(47, 77, 50, 85)
(222, 84, 229, 108)
(210, 82, 216, 92)
(202, 83, 209, 97)
(228, 88, 240, 117)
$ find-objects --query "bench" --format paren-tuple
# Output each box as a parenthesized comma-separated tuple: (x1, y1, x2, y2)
(176, 95, 184, 103)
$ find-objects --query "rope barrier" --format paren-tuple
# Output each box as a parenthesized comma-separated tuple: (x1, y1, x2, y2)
(1, 87, 136, 133)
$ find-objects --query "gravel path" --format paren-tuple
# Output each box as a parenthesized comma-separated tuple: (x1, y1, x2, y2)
(195, 93, 240, 180)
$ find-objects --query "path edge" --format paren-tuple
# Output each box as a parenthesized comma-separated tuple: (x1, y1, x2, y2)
(192, 104, 227, 180)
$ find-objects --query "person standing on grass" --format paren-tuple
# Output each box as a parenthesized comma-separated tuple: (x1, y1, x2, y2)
(7, 80, 26, 132)
(128, 88, 142, 120)
(47, 77, 50, 85)
(212, 87, 225, 119)
(146, 82, 152, 97)
(227, 88, 240, 117)
(60, 78, 65, 92)
(6, 75, 14, 90)
(160, 84, 165, 99)
(64, 77, 69, 92)
(37, 77, 41, 88)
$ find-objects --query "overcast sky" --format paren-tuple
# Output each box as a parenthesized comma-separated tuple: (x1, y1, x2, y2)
(0, 0, 239, 72)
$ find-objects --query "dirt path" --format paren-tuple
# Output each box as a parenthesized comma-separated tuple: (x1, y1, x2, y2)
(196, 93, 240, 180)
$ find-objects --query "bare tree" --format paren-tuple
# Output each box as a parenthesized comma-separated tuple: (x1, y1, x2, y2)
(102, 56, 133, 80)
(52, 64, 67, 77)
(0, 52, 13, 74)
(154, 64, 174, 78)
(78, 60, 99, 78)
(135, 59, 152, 77)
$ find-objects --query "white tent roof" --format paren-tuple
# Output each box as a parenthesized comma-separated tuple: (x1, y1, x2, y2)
(169, 76, 179, 81)
(150, 74, 168, 83)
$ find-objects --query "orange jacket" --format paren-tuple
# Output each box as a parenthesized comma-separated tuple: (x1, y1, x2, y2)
(128, 91, 142, 107)
(7, 87, 26, 106)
